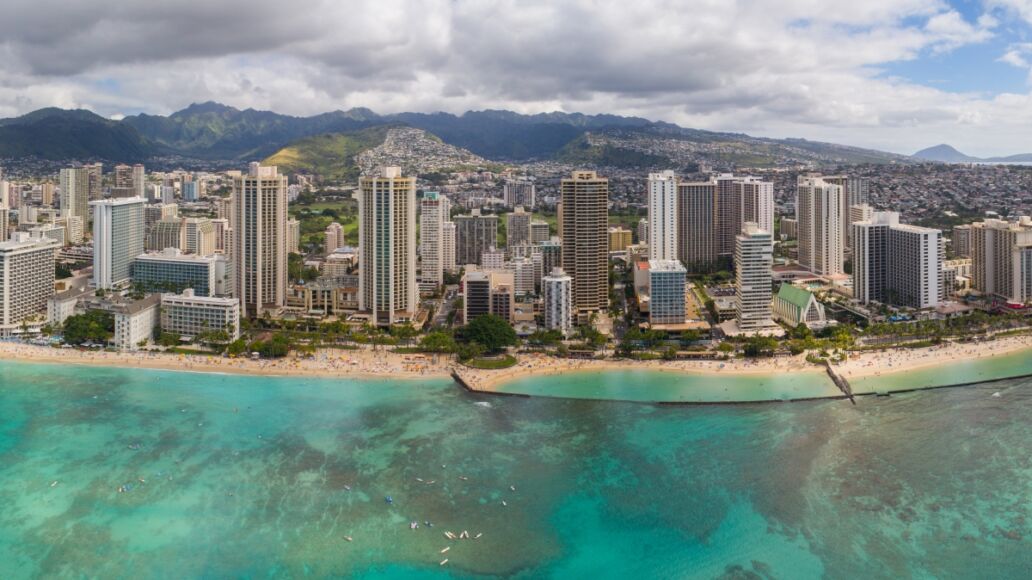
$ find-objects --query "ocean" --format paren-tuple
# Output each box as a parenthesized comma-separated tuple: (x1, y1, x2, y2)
(1, 360, 1031, 578)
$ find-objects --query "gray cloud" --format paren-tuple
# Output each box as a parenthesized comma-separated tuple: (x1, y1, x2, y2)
(0, 0, 1025, 155)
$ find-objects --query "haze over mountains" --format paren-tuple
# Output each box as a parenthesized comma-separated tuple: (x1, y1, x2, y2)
(912, 144, 1032, 163)
(0, 101, 949, 172)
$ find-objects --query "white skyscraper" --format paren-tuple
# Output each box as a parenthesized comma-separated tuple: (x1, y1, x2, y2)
(419, 192, 451, 287)
(853, 212, 942, 309)
(796, 176, 844, 276)
(735, 222, 774, 330)
(441, 221, 457, 274)
(542, 267, 573, 335)
(648, 259, 687, 325)
(233, 165, 288, 317)
(359, 167, 418, 326)
(648, 171, 678, 261)
(91, 197, 145, 290)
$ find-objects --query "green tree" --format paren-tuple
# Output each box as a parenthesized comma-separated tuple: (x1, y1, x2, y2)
(420, 331, 457, 353)
(62, 311, 114, 345)
(457, 314, 517, 353)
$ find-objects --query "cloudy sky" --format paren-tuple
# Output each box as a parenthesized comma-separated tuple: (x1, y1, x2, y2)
(2, 0, 1032, 156)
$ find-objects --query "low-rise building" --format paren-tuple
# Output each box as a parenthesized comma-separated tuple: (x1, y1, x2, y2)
(161, 289, 240, 341)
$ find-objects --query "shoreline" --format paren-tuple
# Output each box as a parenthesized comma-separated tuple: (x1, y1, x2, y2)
(1, 333, 1030, 404)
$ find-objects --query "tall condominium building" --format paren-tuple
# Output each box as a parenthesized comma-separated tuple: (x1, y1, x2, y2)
(560, 170, 609, 317)
(132, 164, 146, 199)
(91, 197, 145, 290)
(161, 289, 241, 341)
(85, 163, 103, 201)
(145, 203, 178, 229)
(40, 182, 55, 206)
(183, 217, 215, 255)
(503, 179, 535, 209)
(648, 171, 678, 261)
(506, 206, 532, 248)
(358, 166, 418, 326)
(542, 266, 573, 335)
(287, 218, 300, 254)
(971, 217, 1032, 305)
(114, 164, 133, 191)
(0, 235, 59, 335)
(824, 176, 870, 251)
(540, 239, 562, 281)
(648, 259, 687, 325)
(233, 164, 288, 317)
(55, 215, 84, 245)
(507, 256, 536, 295)
(734, 177, 775, 240)
(677, 181, 718, 272)
(454, 209, 498, 266)
(529, 220, 550, 245)
(848, 204, 874, 251)
(952, 224, 972, 258)
(134, 248, 233, 297)
(441, 221, 457, 274)
(325, 222, 346, 256)
(796, 176, 844, 276)
(59, 167, 91, 224)
(714, 174, 738, 257)
(735, 222, 774, 330)
(147, 218, 183, 252)
(181, 181, 200, 202)
(419, 192, 451, 287)
(853, 212, 943, 309)
(211, 218, 232, 255)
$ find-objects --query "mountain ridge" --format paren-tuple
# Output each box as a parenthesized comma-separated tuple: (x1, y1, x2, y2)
(0, 103, 915, 168)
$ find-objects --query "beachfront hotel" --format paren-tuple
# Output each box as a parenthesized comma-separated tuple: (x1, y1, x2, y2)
(232, 164, 288, 317)
(542, 266, 573, 335)
(647, 259, 688, 325)
(734, 222, 775, 330)
(677, 180, 718, 272)
(133, 248, 233, 297)
(648, 170, 678, 261)
(560, 170, 609, 319)
(853, 212, 943, 309)
(160, 289, 241, 342)
(91, 197, 146, 290)
(358, 166, 418, 326)
(970, 217, 1032, 306)
(0, 234, 59, 336)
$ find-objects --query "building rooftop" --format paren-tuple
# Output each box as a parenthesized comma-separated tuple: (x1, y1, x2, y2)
(776, 284, 815, 311)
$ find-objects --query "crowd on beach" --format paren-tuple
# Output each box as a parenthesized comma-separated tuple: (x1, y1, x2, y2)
(0, 332, 1029, 393)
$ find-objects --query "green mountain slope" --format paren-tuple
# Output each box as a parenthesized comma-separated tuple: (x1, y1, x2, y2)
(262, 127, 392, 181)
(0, 108, 151, 161)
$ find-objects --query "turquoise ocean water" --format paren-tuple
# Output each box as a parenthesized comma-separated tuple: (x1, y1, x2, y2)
(2, 360, 1032, 578)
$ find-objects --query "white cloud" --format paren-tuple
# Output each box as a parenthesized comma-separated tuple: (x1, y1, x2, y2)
(0, 0, 1026, 156)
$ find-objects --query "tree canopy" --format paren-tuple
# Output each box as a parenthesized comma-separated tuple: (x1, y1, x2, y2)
(457, 314, 517, 353)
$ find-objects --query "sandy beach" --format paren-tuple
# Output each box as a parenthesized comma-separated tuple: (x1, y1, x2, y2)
(457, 333, 1032, 392)
(1, 332, 1030, 396)
(0, 342, 454, 382)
